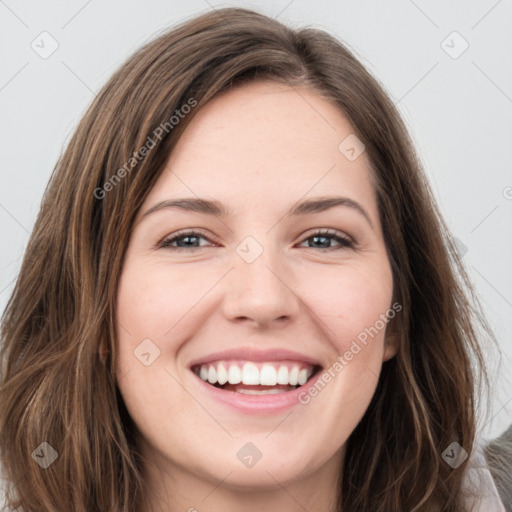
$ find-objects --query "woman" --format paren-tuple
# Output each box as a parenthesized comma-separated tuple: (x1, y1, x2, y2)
(0, 7, 507, 512)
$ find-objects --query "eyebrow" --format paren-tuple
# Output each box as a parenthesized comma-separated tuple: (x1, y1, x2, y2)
(141, 196, 374, 228)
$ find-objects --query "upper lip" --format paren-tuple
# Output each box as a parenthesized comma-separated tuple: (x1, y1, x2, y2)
(188, 347, 323, 368)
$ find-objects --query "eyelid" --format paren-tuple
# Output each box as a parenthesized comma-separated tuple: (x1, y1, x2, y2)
(300, 227, 353, 243)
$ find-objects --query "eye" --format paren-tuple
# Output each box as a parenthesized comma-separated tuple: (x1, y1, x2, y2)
(158, 229, 215, 250)
(297, 229, 354, 250)
(158, 228, 354, 251)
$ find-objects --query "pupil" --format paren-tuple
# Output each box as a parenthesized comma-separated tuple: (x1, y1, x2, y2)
(178, 236, 197, 247)
(312, 235, 328, 248)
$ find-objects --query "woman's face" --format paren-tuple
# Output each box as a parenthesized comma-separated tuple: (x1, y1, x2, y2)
(115, 81, 396, 496)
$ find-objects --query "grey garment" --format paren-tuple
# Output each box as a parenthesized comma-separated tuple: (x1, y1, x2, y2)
(485, 425, 512, 512)
(462, 436, 508, 512)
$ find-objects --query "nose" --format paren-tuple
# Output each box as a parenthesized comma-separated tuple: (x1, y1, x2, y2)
(221, 241, 301, 329)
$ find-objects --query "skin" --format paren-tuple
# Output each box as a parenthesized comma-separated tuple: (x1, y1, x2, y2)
(115, 80, 397, 512)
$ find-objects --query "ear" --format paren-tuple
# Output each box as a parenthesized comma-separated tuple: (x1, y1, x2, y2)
(383, 332, 399, 362)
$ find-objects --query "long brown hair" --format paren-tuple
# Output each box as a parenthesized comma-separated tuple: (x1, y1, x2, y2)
(0, 7, 494, 511)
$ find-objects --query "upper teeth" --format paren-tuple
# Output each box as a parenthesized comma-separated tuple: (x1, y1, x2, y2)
(196, 362, 315, 386)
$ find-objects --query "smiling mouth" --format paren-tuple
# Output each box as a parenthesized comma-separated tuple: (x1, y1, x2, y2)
(191, 361, 322, 395)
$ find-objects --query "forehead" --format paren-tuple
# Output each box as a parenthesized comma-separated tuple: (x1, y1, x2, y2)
(145, 80, 377, 220)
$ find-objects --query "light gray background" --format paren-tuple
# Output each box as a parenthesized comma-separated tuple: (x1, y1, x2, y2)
(1, 0, 511, 446)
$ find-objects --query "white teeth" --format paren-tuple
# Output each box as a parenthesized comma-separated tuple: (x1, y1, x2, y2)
(259, 365, 277, 385)
(207, 365, 217, 384)
(217, 363, 228, 385)
(228, 365, 242, 385)
(289, 366, 299, 386)
(276, 365, 289, 385)
(241, 362, 260, 385)
(236, 388, 285, 395)
(195, 361, 316, 388)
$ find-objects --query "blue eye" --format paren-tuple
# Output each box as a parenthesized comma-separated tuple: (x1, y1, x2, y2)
(159, 229, 354, 251)
(159, 230, 213, 249)
(298, 229, 354, 250)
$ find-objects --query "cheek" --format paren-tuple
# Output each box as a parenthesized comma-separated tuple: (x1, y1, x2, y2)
(301, 259, 393, 350)
(300, 261, 393, 425)
(300, 268, 392, 433)
(114, 263, 198, 444)
(116, 260, 204, 347)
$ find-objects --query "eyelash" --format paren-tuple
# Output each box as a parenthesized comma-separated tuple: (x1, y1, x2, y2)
(158, 228, 355, 251)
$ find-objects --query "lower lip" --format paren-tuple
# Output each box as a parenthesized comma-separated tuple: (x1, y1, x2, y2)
(192, 370, 322, 413)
